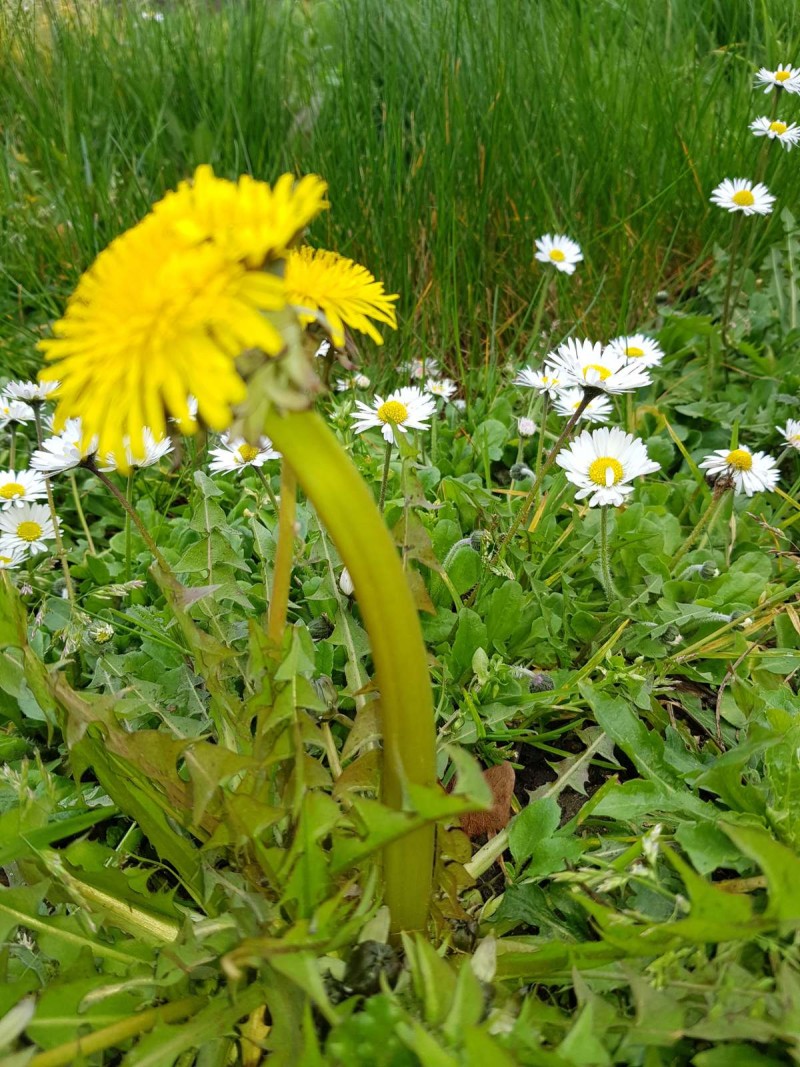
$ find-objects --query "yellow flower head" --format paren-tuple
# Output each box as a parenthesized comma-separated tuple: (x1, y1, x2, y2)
(38, 211, 286, 468)
(152, 165, 329, 268)
(285, 246, 399, 346)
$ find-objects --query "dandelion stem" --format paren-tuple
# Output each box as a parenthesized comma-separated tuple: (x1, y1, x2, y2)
(264, 408, 436, 935)
(89, 465, 169, 571)
(32, 406, 74, 603)
(497, 390, 592, 560)
(379, 438, 393, 512)
(124, 471, 134, 583)
(69, 471, 96, 555)
(268, 461, 297, 645)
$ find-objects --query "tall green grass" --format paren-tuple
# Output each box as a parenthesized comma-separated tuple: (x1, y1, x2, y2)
(2, 0, 800, 383)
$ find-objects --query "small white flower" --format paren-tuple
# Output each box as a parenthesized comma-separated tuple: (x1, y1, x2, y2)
(0, 502, 57, 556)
(101, 428, 173, 472)
(779, 419, 800, 451)
(552, 387, 612, 424)
(556, 427, 660, 508)
(546, 338, 652, 394)
(750, 116, 800, 149)
(339, 567, 354, 597)
(402, 357, 440, 381)
(0, 546, 26, 569)
(605, 333, 664, 368)
(699, 446, 779, 496)
(0, 469, 47, 509)
(30, 418, 97, 474)
(209, 435, 281, 474)
(335, 373, 371, 392)
(452, 398, 467, 411)
(710, 178, 775, 216)
(314, 339, 332, 359)
(426, 377, 457, 401)
(0, 397, 35, 426)
(534, 234, 583, 275)
(4, 380, 60, 403)
(140, 9, 165, 21)
(517, 417, 537, 437)
(351, 386, 437, 444)
(514, 367, 563, 398)
(754, 64, 800, 93)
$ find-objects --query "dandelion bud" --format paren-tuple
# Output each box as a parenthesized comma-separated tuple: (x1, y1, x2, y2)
(700, 561, 719, 580)
(308, 614, 334, 641)
(339, 567, 354, 597)
(662, 625, 683, 646)
(469, 530, 488, 551)
(509, 463, 534, 481)
(528, 671, 554, 693)
(517, 417, 536, 437)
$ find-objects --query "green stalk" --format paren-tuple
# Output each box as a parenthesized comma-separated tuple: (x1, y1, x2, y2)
(378, 438, 393, 512)
(69, 471, 96, 554)
(264, 408, 436, 934)
(267, 461, 297, 645)
(598, 506, 619, 600)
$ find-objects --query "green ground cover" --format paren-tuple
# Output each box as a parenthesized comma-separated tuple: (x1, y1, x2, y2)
(3, 1, 800, 1064)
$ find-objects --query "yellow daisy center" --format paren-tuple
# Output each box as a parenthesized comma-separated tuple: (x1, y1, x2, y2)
(770, 121, 789, 134)
(588, 457, 624, 487)
(726, 449, 752, 471)
(0, 555, 13, 565)
(625, 346, 645, 358)
(732, 190, 755, 207)
(377, 400, 409, 425)
(238, 444, 260, 463)
(549, 249, 566, 262)
(583, 363, 612, 381)
(776, 70, 792, 82)
(0, 482, 25, 500)
(17, 521, 43, 542)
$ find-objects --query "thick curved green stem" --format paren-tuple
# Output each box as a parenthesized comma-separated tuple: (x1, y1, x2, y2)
(263, 408, 436, 934)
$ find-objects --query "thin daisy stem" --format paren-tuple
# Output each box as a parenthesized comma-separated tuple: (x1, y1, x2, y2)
(124, 471, 134, 583)
(264, 408, 436, 935)
(254, 466, 280, 513)
(89, 465, 169, 571)
(533, 394, 550, 481)
(378, 438, 393, 512)
(671, 488, 730, 568)
(32, 406, 74, 603)
(529, 276, 550, 355)
(69, 471, 96, 555)
(267, 461, 297, 645)
(720, 214, 744, 350)
(598, 507, 619, 600)
(497, 390, 592, 561)
(8, 425, 16, 470)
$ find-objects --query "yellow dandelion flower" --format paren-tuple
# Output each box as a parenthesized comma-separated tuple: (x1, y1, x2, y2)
(151, 165, 329, 268)
(38, 211, 286, 469)
(284, 246, 399, 346)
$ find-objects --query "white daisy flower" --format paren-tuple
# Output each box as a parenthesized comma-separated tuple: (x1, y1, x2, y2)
(545, 338, 652, 394)
(605, 333, 664, 368)
(709, 178, 775, 217)
(209, 435, 281, 474)
(749, 116, 800, 150)
(534, 234, 583, 275)
(699, 446, 780, 496)
(30, 418, 98, 474)
(0, 502, 57, 556)
(556, 427, 660, 508)
(4, 380, 60, 403)
(351, 386, 437, 444)
(402, 358, 440, 381)
(517, 417, 537, 437)
(514, 367, 563, 398)
(0, 397, 35, 426)
(0, 469, 48, 509)
(754, 64, 800, 93)
(552, 387, 613, 424)
(100, 428, 173, 472)
(779, 419, 800, 451)
(425, 377, 457, 401)
(0, 546, 26, 570)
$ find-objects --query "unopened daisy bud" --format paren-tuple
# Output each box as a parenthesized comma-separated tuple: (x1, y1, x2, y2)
(509, 463, 534, 481)
(528, 671, 554, 693)
(339, 567, 354, 597)
(452, 398, 467, 411)
(308, 614, 334, 641)
(700, 561, 720, 580)
(517, 417, 536, 437)
(662, 625, 683, 646)
(355, 374, 371, 389)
